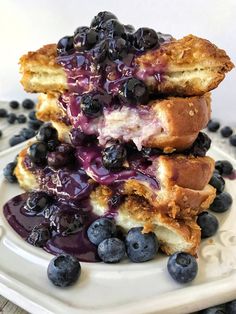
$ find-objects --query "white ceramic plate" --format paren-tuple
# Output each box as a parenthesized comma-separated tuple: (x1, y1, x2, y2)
(0, 145, 235, 314)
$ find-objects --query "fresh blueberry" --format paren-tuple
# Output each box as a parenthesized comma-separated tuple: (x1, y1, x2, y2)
(22, 99, 35, 110)
(3, 162, 17, 183)
(28, 142, 48, 166)
(125, 227, 159, 263)
(102, 144, 127, 169)
(74, 28, 98, 50)
(17, 114, 27, 123)
(220, 126, 233, 138)
(188, 132, 211, 157)
(124, 24, 135, 33)
(7, 113, 17, 124)
(81, 94, 103, 118)
(27, 223, 51, 247)
(101, 19, 125, 39)
(56, 143, 74, 154)
(209, 173, 225, 193)
(47, 151, 71, 169)
(9, 135, 26, 146)
(157, 32, 173, 43)
(0, 108, 8, 117)
(134, 27, 159, 51)
(49, 209, 83, 236)
(98, 238, 126, 263)
(28, 119, 43, 130)
(167, 252, 198, 283)
(20, 128, 35, 139)
(226, 300, 236, 314)
(215, 160, 233, 176)
(123, 78, 149, 104)
(87, 218, 116, 245)
(36, 123, 58, 142)
(90, 11, 118, 30)
(90, 39, 108, 62)
(9, 100, 20, 109)
(199, 305, 226, 313)
(70, 128, 86, 146)
(57, 36, 74, 56)
(207, 120, 220, 132)
(25, 192, 51, 214)
(28, 110, 37, 120)
(47, 254, 81, 287)
(108, 38, 128, 60)
(0, 130, 2, 138)
(209, 192, 233, 213)
(108, 194, 125, 209)
(229, 134, 236, 147)
(197, 212, 219, 238)
(47, 139, 60, 152)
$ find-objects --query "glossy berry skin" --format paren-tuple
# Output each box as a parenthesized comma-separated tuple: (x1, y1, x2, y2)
(3, 162, 17, 183)
(98, 238, 126, 263)
(102, 144, 127, 169)
(28, 142, 48, 165)
(220, 126, 233, 138)
(207, 120, 220, 132)
(215, 160, 233, 176)
(17, 114, 27, 124)
(0, 108, 8, 117)
(209, 192, 233, 213)
(209, 173, 225, 193)
(226, 300, 236, 314)
(57, 36, 74, 56)
(36, 124, 58, 142)
(230, 134, 236, 147)
(124, 24, 135, 33)
(22, 99, 35, 110)
(47, 151, 71, 169)
(28, 120, 43, 131)
(7, 113, 17, 124)
(47, 139, 60, 152)
(108, 38, 128, 60)
(167, 252, 198, 284)
(197, 212, 219, 238)
(9, 100, 19, 109)
(26, 192, 51, 214)
(74, 28, 98, 50)
(188, 132, 211, 157)
(90, 39, 108, 62)
(125, 227, 159, 263)
(70, 128, 86, 146)
(90, 11, 118, 30)
(134, 27, 159, 51)
(199, 305, 226, 314)
(27, 224, 51, 247)
(81, 94, 103, 118)
(87, 218, 116, 245)
(47, 254, 81, 287)
(123, 78, 148, 104)
(20, 128, 35, 139)
(28, 110, 37, 120)
(101, 19, 125, 39)
(9, 135, 25, 146)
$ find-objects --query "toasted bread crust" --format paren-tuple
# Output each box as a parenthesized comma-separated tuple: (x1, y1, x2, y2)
(19, 35, 234, 95)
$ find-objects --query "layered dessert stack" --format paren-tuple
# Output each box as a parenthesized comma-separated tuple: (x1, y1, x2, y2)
(8, 12, 233, 261)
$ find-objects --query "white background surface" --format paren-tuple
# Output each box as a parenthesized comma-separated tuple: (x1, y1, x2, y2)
(0, 0, 235, 124)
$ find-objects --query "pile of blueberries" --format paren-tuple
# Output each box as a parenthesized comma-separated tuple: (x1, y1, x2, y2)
(207, 119, 236, 147)
(0, 98, 44, 147)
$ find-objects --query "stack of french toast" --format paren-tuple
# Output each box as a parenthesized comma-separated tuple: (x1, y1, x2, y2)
(15, 12, 234, 256)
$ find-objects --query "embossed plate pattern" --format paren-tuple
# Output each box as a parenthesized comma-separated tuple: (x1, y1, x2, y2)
(0, 145, 235, 314)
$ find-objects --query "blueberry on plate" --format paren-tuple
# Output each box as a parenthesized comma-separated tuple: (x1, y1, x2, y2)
(98, 238, 126, 263)
(81, 94, 103, 118)
(133, 27, 159, 51)
(7, 113, 17, 124)
(17, 114, 27, 124)
(25, 191, 51, 214)
(3, 162, 17, 183)
(188, 132, 211, 157)
(27, 223, 51, 247)
(28, 142, 48, 165)
(20, 128, 35, 139)
(209, 173, 225, 193)
(87, 218, 116, 245)
(47, 254, 81, 287)
(167, 252, 198, 284)
(9, 100, 20, 109)
(0, 108, 8, 117)
(125, 227, 159, 263)
(57, 36, 74, 56)
(229, 134, 236, 147)
(199, 305, 226, 313)
(215, 160, 233, 176)
(207, 120, 220, 132)
(36, 123, 58, 142)
(102, 144, 127, 169)
(28, 110, 37, 120)
(74, 27, 98, 50)
(101, 19, 125, 39)
(90, 11, 118, 30)
(123, 78, 149, 104)
(225, 300, 236, 314)
(22, 99, 35, 110)
(209, 192, 233, 213)
(220, 126, 233, 138)
(28, 119, 44, 130)
(197, 212, 219, 238)
(9, 135, 26, 146)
